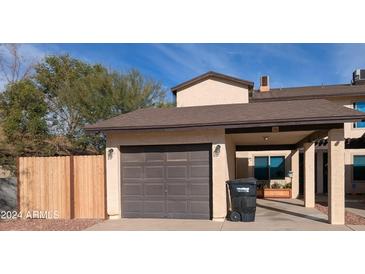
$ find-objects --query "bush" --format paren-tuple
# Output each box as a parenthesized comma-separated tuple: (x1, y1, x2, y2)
(257, 181, 269, 190)
(271, 182, 282, 189)
(283, 182, 292, 189)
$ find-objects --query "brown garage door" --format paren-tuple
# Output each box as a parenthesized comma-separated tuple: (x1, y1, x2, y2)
(120, 144, 211, 219)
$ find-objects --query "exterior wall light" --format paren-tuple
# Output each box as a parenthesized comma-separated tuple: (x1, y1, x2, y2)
(108, 148, 114, 159)
(214, 145, 221, 157)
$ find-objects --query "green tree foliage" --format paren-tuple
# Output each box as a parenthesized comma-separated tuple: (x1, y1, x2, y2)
(0, 80, 48, 171)
(34, 55, 167, 152)
(0, 80, 48, 147)
(0, 54, 169, 173)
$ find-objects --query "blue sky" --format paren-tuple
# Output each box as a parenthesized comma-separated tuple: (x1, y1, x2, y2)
(5, 43, 365, 101)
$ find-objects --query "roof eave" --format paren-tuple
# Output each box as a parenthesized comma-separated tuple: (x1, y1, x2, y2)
(84, 115, 365, 133)
(251, 91, 365, 102)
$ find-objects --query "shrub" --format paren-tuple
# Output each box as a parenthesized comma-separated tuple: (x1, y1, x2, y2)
(271, 182, 282, 189)
(283, 183, 292, 189)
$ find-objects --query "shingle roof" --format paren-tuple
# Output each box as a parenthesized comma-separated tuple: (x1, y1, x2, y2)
(171, 71, 254, 93)
(85, 99, 365, 131)
(252, 84, 365, 102)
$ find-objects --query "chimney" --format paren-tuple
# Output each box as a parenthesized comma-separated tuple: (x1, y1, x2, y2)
(259, 75, 270, 92)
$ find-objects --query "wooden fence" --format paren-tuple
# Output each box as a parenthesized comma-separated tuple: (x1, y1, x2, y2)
(18, 155, 106, 219)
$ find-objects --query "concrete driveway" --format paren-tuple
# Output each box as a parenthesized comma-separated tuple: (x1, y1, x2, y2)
(86, 199, 363, 231)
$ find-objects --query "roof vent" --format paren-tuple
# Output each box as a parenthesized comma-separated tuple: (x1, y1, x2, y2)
(352, 69, 365, 85)
(259, 75, 270, 92)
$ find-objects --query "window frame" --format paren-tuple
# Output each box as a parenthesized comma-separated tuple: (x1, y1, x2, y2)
(353, 155, 365, 182)
(254, 156, 270, 180)
(269, 156, 286, 180)
(353, 102, 365, 129)
(254, 155, 286, 180)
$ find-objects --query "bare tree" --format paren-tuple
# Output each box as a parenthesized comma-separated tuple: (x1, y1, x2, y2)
(0, 44, 34, 86)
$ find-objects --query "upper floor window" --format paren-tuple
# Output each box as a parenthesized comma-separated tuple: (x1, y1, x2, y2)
(354, 102, 365, 128)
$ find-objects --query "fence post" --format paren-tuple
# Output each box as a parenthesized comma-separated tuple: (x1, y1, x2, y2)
(70, 155, 75, 219)
(103, 154, 107, 219)
(16, 157, 20, 216)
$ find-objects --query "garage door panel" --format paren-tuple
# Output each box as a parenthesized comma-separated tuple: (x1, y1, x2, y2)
(191, 201, 210, 215)
(167, 200, 188, 213)
(167, 151, 188, 162)
(145, 166, 164, 179)
(123, 166, 143, 179)
(190, 165, 209, 178)
(167, 166, 187, 179)
(145, 152, 164, 162)
(144, 184, 165, 196)
(190, 183, 210, 196)
(167, 183, 187, 196)
(190, 150, 210, 161)
(121, 144, 211, 219)
(122, 183, 143, 196)
(143, 200, 165, 213)
(123, 200, 143, 213)
(122, 152, 144, 163)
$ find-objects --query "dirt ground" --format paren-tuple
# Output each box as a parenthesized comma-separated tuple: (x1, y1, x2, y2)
(315, 202, 365, 225)
(0, 219, 103, 231)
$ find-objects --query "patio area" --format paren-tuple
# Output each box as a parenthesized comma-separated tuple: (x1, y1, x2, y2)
(86, 198, 365, 231)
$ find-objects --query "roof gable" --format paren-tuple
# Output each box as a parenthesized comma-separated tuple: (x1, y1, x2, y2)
(171, 71, 254, 94)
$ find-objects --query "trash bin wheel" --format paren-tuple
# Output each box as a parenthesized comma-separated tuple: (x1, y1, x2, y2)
(229, 211, 241, 222)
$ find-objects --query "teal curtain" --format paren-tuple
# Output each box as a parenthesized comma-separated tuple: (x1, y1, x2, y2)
(270, 156, 285, 179)
(354, 156, 365, 181)
(254, 157, 269, 180)
(355, 102, 365, 128)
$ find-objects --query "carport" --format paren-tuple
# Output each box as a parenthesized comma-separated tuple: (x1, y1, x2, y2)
(228, 124, 345, 224)
(85, 98, 365, 225)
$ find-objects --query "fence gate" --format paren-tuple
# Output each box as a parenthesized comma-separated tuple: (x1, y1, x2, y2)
(18, 155, 106, 219)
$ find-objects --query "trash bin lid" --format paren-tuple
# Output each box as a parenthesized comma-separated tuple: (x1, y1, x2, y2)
(226, 177, 257, 185)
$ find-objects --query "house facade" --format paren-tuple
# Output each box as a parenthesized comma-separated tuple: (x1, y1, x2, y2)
(85, 70, 365, 225)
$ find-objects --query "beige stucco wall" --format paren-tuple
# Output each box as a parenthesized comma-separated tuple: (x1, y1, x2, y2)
(105, 128, 232, 221)
(235, 150, 292, 185)
(291, 149, 300, 198)
(176, 79, 249, 107)
(328, 129, 345, 224)
(304, 142, 315, 208)
(327, 96, 365, 139)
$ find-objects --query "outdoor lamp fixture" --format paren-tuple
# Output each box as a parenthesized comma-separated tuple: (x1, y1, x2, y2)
(214, 145, 221, 157)
(108, 148, 114, 159)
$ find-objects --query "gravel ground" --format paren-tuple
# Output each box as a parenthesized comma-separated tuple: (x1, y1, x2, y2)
(0, 219, 103, 231)
(315, 203, 365, 225)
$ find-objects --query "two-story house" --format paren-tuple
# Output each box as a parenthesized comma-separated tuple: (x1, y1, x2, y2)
(85, 70, 365, 225)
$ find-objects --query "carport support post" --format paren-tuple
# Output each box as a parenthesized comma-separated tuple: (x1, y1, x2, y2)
(304, 142, 315, 208)
(316, 150, 324, 194)
(328, 128, 345, 225)
(291, 149, 300, 198)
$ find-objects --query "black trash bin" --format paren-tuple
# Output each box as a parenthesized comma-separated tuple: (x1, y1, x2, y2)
(227, 178, 257, 222)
